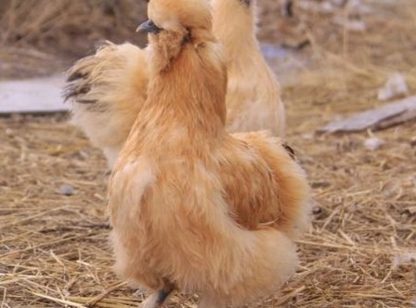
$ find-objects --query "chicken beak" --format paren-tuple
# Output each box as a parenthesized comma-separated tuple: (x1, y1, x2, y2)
(137, 20, 162, 34)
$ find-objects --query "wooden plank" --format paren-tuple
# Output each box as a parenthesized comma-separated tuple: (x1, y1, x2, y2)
(319, 96, 416, 133)
(0, 75, 69, 114)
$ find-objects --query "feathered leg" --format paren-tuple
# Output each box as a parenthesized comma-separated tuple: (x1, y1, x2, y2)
(141, 282, 175, 308)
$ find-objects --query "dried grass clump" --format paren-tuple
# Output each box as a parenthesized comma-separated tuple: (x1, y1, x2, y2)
(0, 0, 148, 57)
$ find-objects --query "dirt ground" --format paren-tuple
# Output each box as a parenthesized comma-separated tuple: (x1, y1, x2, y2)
(1, 0, 416, 307)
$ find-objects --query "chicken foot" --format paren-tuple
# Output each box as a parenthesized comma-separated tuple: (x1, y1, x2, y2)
(141, 282, 175, 308)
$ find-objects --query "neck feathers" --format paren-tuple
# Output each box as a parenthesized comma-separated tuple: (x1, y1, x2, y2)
(145, 32, 227, 135)
(212, 0, 258, 53)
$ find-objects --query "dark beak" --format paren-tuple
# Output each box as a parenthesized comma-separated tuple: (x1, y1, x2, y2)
(137, 20, 162, 34)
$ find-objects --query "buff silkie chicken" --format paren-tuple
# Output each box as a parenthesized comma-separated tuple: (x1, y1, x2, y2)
(212, 0, 285, 135)
(65, 0, 285, 168)
(109, 0, 310, 307)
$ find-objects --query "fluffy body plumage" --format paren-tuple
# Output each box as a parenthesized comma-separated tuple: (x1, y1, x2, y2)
(65, 0, 285, 167)
(109, 0, 310, 306)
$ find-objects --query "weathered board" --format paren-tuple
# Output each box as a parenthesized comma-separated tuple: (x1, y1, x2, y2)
(0, 75, 69, 114)
(320, 96, 416, 133)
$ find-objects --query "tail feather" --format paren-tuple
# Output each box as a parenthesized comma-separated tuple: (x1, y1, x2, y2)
(63, 41, 127, 105)
(63, 41, 148, 167)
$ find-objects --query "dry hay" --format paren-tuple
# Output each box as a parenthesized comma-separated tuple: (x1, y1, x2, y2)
(1, 0, 416, 307)
(0, 0, 147, 79)
(0, 0, 148, 57)
(0, 47, 67, 80)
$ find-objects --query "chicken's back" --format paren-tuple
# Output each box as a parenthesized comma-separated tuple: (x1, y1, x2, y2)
(225, 58, 285, 137)
(212, 0, 286, 137)
(65, 43, 148, 167)
(224, 131, 311, 237)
